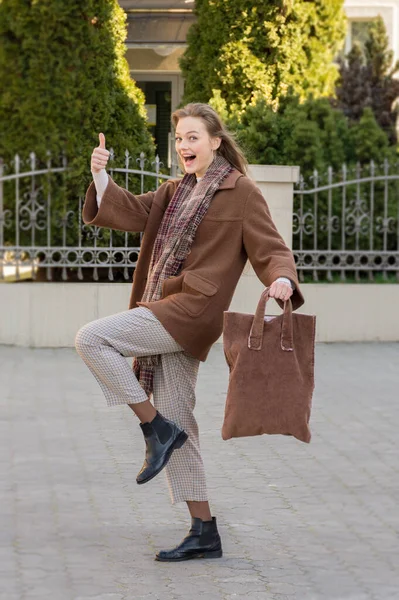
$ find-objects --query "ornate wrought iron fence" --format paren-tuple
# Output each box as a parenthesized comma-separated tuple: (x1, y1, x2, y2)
(0, 150, 178, 282)
(3, 152, 398, 285)
(293, 160, 399, 282)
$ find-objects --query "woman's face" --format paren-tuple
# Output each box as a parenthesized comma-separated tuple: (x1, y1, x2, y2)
(175, 116, 221, 179)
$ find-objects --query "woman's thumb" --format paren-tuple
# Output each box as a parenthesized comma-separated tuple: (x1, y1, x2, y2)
(99, 133, 106, 149)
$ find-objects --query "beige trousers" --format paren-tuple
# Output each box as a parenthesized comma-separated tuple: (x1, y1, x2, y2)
(75, 307, 208, 504)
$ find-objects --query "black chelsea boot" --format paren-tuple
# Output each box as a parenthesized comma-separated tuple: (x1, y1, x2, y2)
(136, 411, 188, 485)
(155, 517, 223, 562)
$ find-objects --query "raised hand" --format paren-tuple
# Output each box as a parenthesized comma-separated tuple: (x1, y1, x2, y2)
(91, 133, 110, 174)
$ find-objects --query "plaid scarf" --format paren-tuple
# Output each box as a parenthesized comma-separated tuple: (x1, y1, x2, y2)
(133, 154, 234, 398)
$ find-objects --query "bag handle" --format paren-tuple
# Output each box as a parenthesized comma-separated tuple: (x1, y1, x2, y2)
(248, 288, 294, 352)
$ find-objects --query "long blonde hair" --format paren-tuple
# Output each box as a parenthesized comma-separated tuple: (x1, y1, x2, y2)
(171, 103, 248, 175)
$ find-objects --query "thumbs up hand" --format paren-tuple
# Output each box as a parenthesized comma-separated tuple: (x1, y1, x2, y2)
(91, 132, 110, 174)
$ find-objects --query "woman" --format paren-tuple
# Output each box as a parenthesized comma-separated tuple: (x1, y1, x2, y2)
(75, 103, 303, 562)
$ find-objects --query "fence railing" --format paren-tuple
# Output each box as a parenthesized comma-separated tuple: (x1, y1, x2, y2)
(0, 150, 179, 282)
(2, 153, 399, 284)
(293, 160, 399, 282)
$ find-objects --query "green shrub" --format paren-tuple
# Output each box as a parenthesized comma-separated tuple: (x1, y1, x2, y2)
(348, 107, 393, 163)
(230, 95, 397, 177)
(0, 0, 155, 192)
(180, 0, 346, 114)
(0, 0, 155, 250)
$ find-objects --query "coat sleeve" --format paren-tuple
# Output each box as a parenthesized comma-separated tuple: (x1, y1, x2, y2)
(242, 188, 304, 310)
(82, 175, 170, 233)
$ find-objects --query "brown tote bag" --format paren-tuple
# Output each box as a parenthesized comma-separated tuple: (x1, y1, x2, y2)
(222, 289, 316, 444)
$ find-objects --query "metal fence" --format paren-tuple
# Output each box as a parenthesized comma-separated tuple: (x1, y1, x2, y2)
(293, 160, 399, 282)
(0, 150, 178, 282)
(2, 152, 399, 284)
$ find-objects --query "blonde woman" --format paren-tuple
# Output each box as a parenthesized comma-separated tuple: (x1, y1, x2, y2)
(75, 103, 303, 562)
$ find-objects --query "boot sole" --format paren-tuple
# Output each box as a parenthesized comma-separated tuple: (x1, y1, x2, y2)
(136, 430, 188, 485)
(155, 549, 223, 562)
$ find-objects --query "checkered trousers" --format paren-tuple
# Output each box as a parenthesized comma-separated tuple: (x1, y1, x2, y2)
(75, 307, 208, 504)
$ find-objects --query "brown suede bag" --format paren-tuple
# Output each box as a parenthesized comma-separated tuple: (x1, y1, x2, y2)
(222, 289, 316, 443)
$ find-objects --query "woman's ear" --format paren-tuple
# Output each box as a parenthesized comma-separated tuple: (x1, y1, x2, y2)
(212, 137, 222, 151)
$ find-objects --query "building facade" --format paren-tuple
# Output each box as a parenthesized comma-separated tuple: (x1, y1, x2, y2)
(343, 0, 399, 58)
(121, 0, 191, 165)
(121, 0, 399, 162)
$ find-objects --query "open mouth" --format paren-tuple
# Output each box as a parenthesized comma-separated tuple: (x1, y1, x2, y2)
(183, 155, 196, 166)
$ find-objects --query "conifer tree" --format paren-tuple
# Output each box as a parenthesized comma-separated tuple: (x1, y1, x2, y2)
(0, 0, 154, 188)
(348, 107, 392, 162)
(230, 96, 352, 177)
(180, 0, 346, 114)
(365, 17, 399, 143)
(335, 43, 372, 122)
(336, 16, 399, 143)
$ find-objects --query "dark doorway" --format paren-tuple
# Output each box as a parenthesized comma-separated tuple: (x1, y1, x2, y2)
(136, 81, 172, 167)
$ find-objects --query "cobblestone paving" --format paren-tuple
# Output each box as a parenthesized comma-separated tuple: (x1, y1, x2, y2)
(1, 342, 398, 600)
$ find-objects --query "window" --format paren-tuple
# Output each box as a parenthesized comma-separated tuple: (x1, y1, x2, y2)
(336, 19, 373, 61)
(351, 20, 373, 52)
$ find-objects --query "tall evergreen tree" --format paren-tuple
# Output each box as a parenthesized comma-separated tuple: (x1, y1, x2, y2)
(335, 43, 372, 122)
(336, 16, 399, 143)
(365, 17, 399, 143)
(180, 0, 346, 114)
(0, 0, 154, 188)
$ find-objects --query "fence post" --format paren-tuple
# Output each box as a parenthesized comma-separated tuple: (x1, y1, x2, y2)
(226, 164, 300, 318)
(248, 164, 299, 248)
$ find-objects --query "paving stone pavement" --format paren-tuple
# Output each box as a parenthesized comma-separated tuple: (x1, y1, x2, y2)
(1, 342, 399, 600)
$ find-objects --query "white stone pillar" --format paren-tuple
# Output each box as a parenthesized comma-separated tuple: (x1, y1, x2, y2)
(247, 164, 299, 249)
(227, 164, 299, 317)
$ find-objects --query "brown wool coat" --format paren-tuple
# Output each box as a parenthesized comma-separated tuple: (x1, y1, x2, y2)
(83, 169, 304, 362)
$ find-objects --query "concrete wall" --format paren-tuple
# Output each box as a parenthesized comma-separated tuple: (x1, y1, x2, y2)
(2, 281, 399, 347)
(0, 282, 128, 347)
